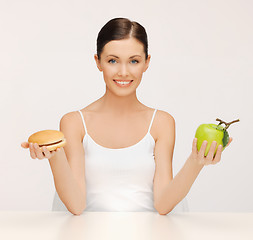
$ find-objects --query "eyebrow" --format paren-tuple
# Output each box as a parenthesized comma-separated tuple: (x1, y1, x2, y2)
(106, 55, 142, 59)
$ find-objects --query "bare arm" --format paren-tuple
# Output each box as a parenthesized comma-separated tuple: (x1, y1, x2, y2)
(22, 111, 86, 215)
(153, 111, 232, 215)
(48, 112, 86, 215)
(154, 147, 204, 215)
(48, 149, 86, 215)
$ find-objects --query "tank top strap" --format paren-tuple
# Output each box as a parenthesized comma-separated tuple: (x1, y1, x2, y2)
(78, 110, 88, 135)
(78, 109, 157, 136)
(148, 109, 157, 133)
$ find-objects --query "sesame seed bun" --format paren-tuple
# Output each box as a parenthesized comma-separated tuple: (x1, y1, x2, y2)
(28, 130, 66, 151)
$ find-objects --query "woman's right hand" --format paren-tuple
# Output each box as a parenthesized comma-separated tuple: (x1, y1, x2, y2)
(21, 142, 61, 160)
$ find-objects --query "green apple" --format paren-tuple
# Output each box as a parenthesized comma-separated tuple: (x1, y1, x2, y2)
(195, 118, 239, 157)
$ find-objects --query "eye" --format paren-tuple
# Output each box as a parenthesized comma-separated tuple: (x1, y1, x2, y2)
(130, 59, 139, 64)
(108, 59, 117, 64)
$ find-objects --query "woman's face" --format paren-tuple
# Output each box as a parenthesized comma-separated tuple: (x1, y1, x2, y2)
(94, 37, 151, 96)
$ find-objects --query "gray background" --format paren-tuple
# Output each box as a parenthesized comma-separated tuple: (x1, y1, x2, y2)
(1, 0, 252, 212)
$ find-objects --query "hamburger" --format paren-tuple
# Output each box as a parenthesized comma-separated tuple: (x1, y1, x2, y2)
(28, 130, 66, 151)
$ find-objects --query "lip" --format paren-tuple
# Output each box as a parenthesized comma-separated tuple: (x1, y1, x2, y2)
(113, 79, 133, 87)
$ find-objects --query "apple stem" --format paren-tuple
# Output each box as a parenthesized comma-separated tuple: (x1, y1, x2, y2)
(216, 118, 240, 130)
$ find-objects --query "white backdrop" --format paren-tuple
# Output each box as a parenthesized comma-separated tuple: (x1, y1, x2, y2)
(1, 0, 252, 212)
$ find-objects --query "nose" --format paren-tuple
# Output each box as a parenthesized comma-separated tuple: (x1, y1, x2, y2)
(117, 63, 129, 77)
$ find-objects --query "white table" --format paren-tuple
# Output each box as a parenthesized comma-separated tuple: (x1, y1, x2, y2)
(0, 211, 252, 240)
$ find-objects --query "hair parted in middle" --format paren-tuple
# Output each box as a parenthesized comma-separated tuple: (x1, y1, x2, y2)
(96, 17, 148, 60)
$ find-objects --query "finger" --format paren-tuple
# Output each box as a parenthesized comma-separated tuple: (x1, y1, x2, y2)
(205, 141, 217, 164)
(43, 146, 52, 159)
(54, 147, 61, 155)
(29, 143, 37, 159)
(21, 142, 29, 148)
(34, 143, 45, 160)
(212, 144, 223, 164)
(198, 140, 208, 158)
(192, 138, 198, 155)
(226, 137, 233, 148)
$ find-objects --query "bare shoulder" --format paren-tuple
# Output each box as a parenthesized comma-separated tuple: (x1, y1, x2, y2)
(156, 110, 175, 122)
(155, 110, 175, 127)
(60, 111, 83, 141)
(155, 110, 175, 138)
(60, 111, 81, 127)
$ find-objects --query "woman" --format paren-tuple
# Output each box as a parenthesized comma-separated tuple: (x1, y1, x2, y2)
(21, 17, 232, 215)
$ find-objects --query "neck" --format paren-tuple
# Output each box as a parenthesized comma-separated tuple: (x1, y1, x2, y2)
(98, 90, 143, 116)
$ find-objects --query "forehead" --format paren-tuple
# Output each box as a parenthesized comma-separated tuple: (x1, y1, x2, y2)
(102, 38, 145, 57)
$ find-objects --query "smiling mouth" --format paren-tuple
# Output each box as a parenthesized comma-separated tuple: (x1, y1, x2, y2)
(113, 80, 134, 86)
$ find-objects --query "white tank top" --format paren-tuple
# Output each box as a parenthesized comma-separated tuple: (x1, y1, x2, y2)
(52, 109, 157, 212)
(52, 108, 189, 212)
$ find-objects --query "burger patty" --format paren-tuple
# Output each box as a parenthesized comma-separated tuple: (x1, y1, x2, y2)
(39, 140, 63, 147)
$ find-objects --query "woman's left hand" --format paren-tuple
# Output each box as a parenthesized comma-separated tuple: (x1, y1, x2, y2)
(189, 137, 233, 166)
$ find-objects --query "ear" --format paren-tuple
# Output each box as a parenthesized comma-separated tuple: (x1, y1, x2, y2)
(144, 54, 151, 72)
(94, 54, 102, 72)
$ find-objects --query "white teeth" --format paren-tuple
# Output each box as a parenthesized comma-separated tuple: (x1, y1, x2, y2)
(115, 81, 132, 85)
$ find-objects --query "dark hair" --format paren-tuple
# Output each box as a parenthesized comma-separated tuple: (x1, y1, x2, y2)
(96, 17, 148, 60)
